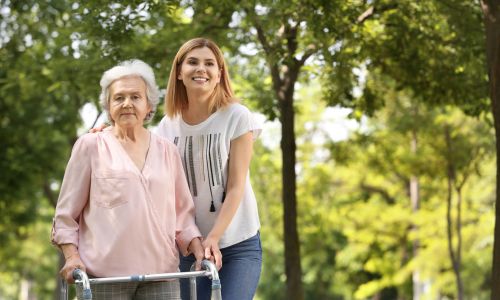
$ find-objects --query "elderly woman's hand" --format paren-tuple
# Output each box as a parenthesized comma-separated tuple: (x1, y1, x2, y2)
(59, 244, 86, 283)
(60, 253, 86, 283)
(188, 237, 205, 271)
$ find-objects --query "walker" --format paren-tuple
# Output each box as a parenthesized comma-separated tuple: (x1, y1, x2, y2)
(59, 260, 221, 300)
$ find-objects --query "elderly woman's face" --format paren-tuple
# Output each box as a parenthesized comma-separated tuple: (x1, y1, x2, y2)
(108, 76, 151, 128)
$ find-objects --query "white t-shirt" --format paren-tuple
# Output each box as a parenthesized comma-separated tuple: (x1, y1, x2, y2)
(156, 103, 262, 248)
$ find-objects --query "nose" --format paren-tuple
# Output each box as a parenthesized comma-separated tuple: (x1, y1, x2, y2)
(123, 97, 133, 107)
(196, 64, 206, 73)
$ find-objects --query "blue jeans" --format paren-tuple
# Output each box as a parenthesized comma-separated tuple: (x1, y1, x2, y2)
(179, 232, 262, 300)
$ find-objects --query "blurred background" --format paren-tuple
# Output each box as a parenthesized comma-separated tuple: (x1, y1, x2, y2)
(0, 1, 495, 299)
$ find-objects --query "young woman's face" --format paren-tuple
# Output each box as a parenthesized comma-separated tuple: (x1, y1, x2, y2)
(178, 47, 221, 95)
(108, 76, 151, 128)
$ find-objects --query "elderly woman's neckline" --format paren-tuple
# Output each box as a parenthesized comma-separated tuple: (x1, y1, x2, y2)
(112, 126, 149, 143)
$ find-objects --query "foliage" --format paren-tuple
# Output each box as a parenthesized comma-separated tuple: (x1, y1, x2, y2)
(355, 0, 488, 116)
(1, 0, 89, 271)
(250, 139, 285, 299)
(0, 1, 495, 299)
(329, 88, 494, 299)
(0, 200, 59, 298)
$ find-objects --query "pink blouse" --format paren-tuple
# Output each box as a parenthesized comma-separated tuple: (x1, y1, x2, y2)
(51, 130, 201, 277)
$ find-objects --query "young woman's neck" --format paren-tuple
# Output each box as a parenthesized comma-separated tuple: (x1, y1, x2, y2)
(183, 93, 212, 125)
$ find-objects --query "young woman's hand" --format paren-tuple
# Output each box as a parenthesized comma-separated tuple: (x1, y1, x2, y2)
(89, 123, 109, 133)
(202, 236, 222, 270)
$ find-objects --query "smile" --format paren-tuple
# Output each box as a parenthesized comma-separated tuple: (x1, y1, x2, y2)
(192, 77, 209, 82)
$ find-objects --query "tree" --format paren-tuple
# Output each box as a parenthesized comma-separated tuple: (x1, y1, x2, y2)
(480, 1, 500, 299)
(353, 0, 491, 297)
(330, 88, 493, 298)
(438, 108, 493, 300)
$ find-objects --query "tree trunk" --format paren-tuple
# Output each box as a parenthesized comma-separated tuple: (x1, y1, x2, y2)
(455, 188, 464, 300)
(248, 10, 308, 298)
(410, 125, 424, 300)
(481, 1, 500, 299)
(280, 92, 304, 300)
(444, 126, 464, 300)
(445, 160, 459, 300)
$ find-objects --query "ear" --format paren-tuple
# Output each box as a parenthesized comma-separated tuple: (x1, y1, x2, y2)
(177, 71, 182, 80)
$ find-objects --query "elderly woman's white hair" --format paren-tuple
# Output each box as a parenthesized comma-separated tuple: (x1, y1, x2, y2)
(99, 59, 159, 123)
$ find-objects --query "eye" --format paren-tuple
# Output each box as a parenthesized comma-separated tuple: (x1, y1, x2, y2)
(206, 62, 215, 67)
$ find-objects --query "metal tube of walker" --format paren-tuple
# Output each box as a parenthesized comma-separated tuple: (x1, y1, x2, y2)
(60, 260, 220, 300)
(73, 269, 92, 300)
(189, 264, 198, 300)
(190, 260, 222, 300)
(59, 270, 94, 300)
(202, 260, 222, 300)
(60, 280, 68, 300)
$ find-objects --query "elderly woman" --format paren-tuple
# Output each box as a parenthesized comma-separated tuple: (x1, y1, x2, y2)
(51, 59, 205, 300)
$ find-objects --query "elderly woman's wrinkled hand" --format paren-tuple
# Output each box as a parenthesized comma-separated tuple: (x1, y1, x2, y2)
(60, 254, 86, 284)
(188, 237, 205, 271)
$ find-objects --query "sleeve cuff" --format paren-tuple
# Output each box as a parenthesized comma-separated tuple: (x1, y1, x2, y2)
(176, 226, 202, 256)
(51, 228, 79, 248)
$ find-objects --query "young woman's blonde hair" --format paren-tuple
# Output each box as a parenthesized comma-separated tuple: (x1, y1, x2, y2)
(165, 38, 236, 118)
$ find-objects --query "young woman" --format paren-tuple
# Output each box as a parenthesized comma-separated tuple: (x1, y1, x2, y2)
(157, 38, 262, 300)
